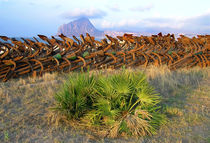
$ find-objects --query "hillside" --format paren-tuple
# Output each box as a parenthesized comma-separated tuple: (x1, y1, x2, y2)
(57, 17, 104, 37)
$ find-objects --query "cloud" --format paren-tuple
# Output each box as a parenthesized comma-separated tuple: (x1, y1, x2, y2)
(62, 8, 106, 19)
(101, 20, 115, 28)
(184, 12, 210, 26)
(180, 12, 210, 33)
(130, 4, 153, 12)
(109, 4, 121, 12)
(99, 11, 210, 34)
(142, 17, 184, 29)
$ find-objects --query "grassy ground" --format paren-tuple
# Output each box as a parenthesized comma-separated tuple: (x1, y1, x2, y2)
(0, 66, 209, 143)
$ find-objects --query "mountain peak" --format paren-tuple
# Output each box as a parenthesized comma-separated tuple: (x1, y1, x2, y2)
(57, 18, 104, 37)
(77, 17, 89, 21)
(67, 17, 90, 24)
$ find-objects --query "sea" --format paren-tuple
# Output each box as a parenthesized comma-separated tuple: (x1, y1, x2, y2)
(0, 33, 202, 44)
(0, 36, 104, 44)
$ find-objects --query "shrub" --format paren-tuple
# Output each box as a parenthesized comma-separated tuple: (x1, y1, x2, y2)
(53, 72, 96, 119)
(53, 70, 166, 138)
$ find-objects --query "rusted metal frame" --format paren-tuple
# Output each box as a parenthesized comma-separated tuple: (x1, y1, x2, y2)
(113, 52, 127, 68)
(169, 55, 194, 70)
(127, 45, 145, 54)
(77, 56, 87, 67)
(94, 40, 104, 47)
(83, 49, 105, 65)
(0, 36, 10, 41)
(11, 40, 27, 54)
(86, 33, 95, 46)
(52, 57, 60, 70)
(0, 66, 11, 76)
(165, 54, 174, 65)
(191, 38, 203, 52)
(103, 43, 113, 52)
(0, 73, 7, 80)
(73, 36, 81, 45)
(191, 55, 202, 68)
(146, 53, 158, 66)
(0, 64, 10, 74)
(44, 44, 54, 56)
(2, 67, 14, 82)
(51, 38, 67, 56)
(2, 60, 16, 71)
(151, 52, 162, 66)
(59, 57, 71, 72)
(92, 55, 115, 69)
(72, 45, 87, 56)
(152, 44, 162, 53)
(1, 60, 16, 81)
(116, 51, 126, 64)
(15, 60, 34, 75)
(15, 62, 30, 71)
(4, 43, 22, 58)
(68, 56, 87, 71)
(187, 57, 200, 68)
(27, 46, 41, 58)
(0, 45, 9, 59)
(179, 58, 195, 69)
(171, 51, 181, 61)
(125, 49, 140, 66)
(24, 39, 41, 53)
(143, 45, 154, 53)
(20, 39, 34, 56)
(162, 45, 172, 55)
(35, 41, 53, 57)
(135, 51, 148, 67)
(80, 34, 87, 45)
(38, 35, 54, 47)
(15, 64, 31, 75)
(197, 55, 206, 67)
(105, 35, 118, 44)
(63, 41, 73, 53)
(92, 55, 107, 65)
(70, 64, 83, 71)
(38, 57, 59, 72)
(104, 53, 117, 65)
(147, 37, 155, 45)
(29, 59, 44, 76)
(160, 54, 170, 65)
(202, 54, 209, 66)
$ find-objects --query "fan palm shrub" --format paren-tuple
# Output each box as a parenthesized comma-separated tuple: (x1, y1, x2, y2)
(53, 72, 96, 119)
(53, 70, 166, 138)
(85, 71, 166, 137)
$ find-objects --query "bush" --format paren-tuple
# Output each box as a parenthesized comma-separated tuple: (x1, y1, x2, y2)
(53, 70, 166, 138)
(53, 72, 96, 119)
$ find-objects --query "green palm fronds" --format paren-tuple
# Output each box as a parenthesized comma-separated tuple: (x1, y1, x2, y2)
(53, 72, 96, 119)
(53, 70, 167, 138)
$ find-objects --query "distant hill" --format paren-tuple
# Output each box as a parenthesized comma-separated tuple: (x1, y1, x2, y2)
(57, 17, 104, 37)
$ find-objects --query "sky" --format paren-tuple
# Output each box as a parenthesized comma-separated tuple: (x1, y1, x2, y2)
(0, 0, 210, 37)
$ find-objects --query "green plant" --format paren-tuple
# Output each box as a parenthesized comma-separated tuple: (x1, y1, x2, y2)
(4, 131, 9, 141)
(85, 71, 166, 137)
(53, 70, 166, 138)
(53, 72, 96, 119)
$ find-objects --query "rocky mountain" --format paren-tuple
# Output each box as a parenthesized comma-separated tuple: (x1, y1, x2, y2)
(57, 17, 104, 37)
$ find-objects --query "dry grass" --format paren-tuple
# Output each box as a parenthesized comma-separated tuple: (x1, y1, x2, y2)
(0, 66, 209, 143)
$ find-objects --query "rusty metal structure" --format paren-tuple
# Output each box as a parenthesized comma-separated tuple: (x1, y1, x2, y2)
(0, 33, 209, 82)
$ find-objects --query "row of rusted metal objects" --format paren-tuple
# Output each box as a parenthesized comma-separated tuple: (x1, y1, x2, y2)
(0, 33, 209, 82)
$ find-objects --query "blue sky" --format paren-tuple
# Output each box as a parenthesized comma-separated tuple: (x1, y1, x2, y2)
(0, 0, 210, 36)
